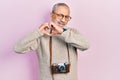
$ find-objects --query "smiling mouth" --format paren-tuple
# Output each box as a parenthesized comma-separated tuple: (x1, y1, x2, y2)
(58, 22, 66, 26)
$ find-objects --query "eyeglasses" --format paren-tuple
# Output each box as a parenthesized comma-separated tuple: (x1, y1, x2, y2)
(53, 12, 72, 21)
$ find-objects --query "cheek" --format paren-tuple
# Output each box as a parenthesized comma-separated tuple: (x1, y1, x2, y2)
(64, 20, 68, 23)
(52, 16, 58, 21)
(63, 21, 68, 24)
(53, 18, 60, 23)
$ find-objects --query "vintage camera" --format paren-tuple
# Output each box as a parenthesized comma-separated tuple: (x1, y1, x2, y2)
(51, 62, 70, 74)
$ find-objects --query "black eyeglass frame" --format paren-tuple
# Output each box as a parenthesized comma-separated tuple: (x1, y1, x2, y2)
(52, 12, 72, 21)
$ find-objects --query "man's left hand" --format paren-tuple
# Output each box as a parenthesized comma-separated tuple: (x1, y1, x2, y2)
(49, 22, 63, 36)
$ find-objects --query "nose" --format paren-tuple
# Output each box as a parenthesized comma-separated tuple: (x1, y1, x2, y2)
(61, 16, 66, 22)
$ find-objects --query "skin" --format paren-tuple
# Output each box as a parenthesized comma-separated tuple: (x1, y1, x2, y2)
(39, 5, 70, 36)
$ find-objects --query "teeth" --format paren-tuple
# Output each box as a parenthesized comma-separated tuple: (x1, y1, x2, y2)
(57, 22, 65, 26)
(59, 23, 64, 25)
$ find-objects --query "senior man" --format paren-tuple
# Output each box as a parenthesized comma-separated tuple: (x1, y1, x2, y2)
(14, 3, 89, 80)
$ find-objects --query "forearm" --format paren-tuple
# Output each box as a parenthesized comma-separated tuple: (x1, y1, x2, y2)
(14, 29, 43, 53)
(61, 28, 89, 51)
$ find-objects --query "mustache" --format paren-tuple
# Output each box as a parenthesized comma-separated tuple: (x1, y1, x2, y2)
(58, 21, 66, 25)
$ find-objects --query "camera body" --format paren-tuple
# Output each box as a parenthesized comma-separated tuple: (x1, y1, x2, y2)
(51, 62, 70, 74)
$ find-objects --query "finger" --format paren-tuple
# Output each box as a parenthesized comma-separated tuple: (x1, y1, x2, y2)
(50, 22, 56, 28)
(50, 22, 60, 32)
(43, 30, 51, 36)
(40, 23, 49, 30)
(50, 32, 56, 36)
(45, 27, 49, 31)
(52, 30, 58, 35)
(48, 23, 52, 29)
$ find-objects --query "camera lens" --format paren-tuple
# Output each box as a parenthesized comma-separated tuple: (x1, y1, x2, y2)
(59, 65, 65, 71)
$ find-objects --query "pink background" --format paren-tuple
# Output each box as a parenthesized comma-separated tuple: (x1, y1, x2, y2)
(0, 0, 120, 80)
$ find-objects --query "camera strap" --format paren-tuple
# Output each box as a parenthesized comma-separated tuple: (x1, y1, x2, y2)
(49, 36, 71, 80)
(49, 36, 54, 80)
(49, 36, 71, 66)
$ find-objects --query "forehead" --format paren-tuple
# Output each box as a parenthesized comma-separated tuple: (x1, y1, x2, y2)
(54, 6, 70, 15)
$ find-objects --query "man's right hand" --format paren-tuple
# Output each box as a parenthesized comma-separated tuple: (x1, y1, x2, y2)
(39, 23, 52, 36)
(39, 22, 64, 36)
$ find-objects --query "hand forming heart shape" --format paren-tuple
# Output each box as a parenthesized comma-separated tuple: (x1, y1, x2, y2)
(39, 22, 63, 36)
